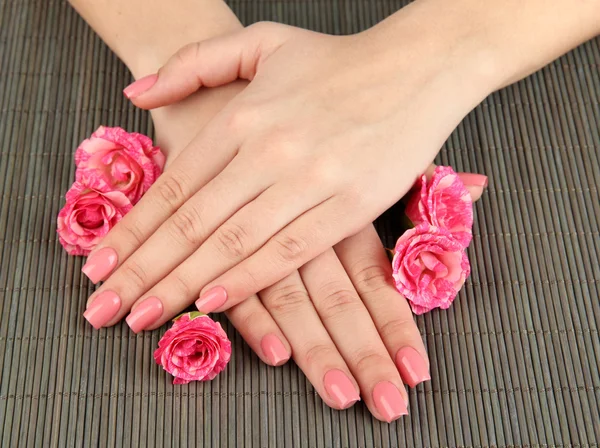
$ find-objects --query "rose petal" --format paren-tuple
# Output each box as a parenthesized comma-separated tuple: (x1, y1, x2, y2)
(74, 126, 164, 204)
(405, 166, 474, 248)
(57, 182, 132, 256)
(154, 313, 232, 384)
(392, 223, 470, 314)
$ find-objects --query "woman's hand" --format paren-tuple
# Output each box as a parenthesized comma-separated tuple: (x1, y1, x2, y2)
(83, 50, 484, 422)
(113, 79, 435, 422)
(84, 19, 490, 328)
(233, 226, 431, 421)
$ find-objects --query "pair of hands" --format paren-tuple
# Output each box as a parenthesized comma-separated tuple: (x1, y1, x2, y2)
(82, 23, 483, 421)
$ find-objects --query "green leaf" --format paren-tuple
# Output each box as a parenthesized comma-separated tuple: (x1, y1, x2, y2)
(172, 311, 206, 322)
(187, 311, 206, 320)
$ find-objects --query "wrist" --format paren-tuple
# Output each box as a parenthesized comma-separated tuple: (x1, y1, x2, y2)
(125, 18, 243, 78)
(362, 3, 502, 116)
(367, 0, 600, 100)
(70, 0, 242, 79)
(123, 18, 243, 79)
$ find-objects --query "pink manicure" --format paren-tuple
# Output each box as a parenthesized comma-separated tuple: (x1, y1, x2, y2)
(396, 347, 431, 388)
(195, 286, 228, 313)
(81, 247, 118, 284)
(458, 173, 488, 188)
(373, 381, 408, 422)
(260, 334, 289, 366)
(83, 290, 121, 329)
(126, 297, 164, 333)
(123, 74, 158, 99)
(323, 370, 360, 409)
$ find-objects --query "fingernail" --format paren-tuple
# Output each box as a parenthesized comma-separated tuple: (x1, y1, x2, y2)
(458, 173, 488, 188)
(373, 381, 408, 422)
(396, 347, 431, 387)
(195, 286, 227, 313)
(260, 334, 289, 366)
(323, 369, 360, 409)
(123, 74, 158, 99)
(83, 290, 121, 329)
(81, 247, 118, 284)
(126, 296, 164, 333)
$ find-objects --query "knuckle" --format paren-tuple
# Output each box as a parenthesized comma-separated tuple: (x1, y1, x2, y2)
(175, 42, 201, 66)
(310, 156, 344, 190)
(352, 264, 393, 295)
(263, 284, 309, 315)
(377, 316, 417, 341)
(303, 343, 337, 366)
(234, 305, 264, 332)
(225, 104, 255, 132)
(170, 271, 194, 298)
(119, 221, 145, 248)
(169, 207, 203, 246)
(248, 21, 275, 34)
(155, 172, 189, 209)
(275, 234, 308, 264)
(120, 259, 148, 290)
(318, 288, 361, 320)
(353, 349, 390, 375)
(264, 132, 301, 163)
(213, 223, 249, 260)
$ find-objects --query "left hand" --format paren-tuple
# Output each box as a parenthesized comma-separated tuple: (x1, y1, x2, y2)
(85, 20, 487, 327)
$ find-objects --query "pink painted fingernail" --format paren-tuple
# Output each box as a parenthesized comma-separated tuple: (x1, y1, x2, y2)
(396, 347, 431, 388)
(123, 74, 158, 99)
(195, 286, 228, 313)
(81, 247, 118, 284)
(458, 173, 488, 188)
(126, 297, 164, 333)
(373, 381, 408, 422)
(260, 334, 289, 366)
(83, 290, 121, 329)
(324, 370, 360, 409)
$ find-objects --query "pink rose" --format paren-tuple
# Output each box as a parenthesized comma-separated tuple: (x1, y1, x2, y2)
(75, 126, 165, 204)
(406, 166, 474, 247)
(392, 223, 470, 314)
(154, 312, 232, 384)
(57, 181, 133, 256)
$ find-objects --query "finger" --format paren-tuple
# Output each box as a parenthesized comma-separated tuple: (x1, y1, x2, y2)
(224, 295, 291, 366)
(259, 271, 360, 410)
(81, 115, 237, 285)
(300, 250, 408, 422)
(124, 23, 294, 109)
(334, 225, 431, 388)
(125, 178, 329, 330)
(197, 196, 365, 313)
(85, 151, 270, 321)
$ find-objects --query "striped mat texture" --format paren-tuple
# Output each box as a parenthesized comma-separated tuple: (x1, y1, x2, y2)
(1, 0, 599, 446)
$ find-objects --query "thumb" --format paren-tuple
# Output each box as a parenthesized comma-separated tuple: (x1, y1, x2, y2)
(123, 22, 291, 109)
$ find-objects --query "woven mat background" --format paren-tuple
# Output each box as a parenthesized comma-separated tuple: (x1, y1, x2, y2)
(1, 0, 599, 447)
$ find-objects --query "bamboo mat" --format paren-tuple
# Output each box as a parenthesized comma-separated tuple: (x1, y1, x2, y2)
(1, 0, 599, 447)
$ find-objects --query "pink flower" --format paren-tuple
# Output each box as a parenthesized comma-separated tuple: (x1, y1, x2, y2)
(75, 126, 165, 204)
(392, 223, 470, 314)
(154, 312, 232, 384)
(406, 166, 474, 247)
(57, 182, 132, 256)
